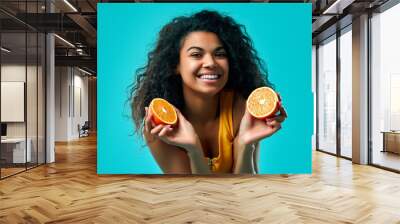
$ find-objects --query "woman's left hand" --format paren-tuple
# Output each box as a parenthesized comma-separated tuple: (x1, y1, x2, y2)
(235, 103, 287, 146)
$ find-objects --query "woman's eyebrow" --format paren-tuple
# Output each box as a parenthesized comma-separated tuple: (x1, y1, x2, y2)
(186, 46, 225, 52)
(186, 46, 203, 52)
(214, 46, 226, 51)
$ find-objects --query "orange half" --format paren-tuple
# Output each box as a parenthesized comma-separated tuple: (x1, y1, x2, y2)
(149, 98, 178, 125)
(247, 87, 279, 119)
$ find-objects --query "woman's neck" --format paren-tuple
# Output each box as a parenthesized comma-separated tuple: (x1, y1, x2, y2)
(182, 87, 220, 124)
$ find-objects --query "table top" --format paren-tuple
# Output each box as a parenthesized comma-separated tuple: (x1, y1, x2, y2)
(381, 131, 400, 134)
(1, 138, 29, 143)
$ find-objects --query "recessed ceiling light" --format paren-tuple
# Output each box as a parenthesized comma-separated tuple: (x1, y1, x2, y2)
(54, 34, 75, 48)
(1, 47, 11, 53)
(63, 0, 78, 12)
(77, 67, 93, 76)
(322, 0, 354, 15)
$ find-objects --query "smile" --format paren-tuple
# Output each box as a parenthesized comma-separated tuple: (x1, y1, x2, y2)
(197, 73, 222, 80)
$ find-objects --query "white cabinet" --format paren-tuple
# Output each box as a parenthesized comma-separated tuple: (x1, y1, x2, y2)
(1, 138, 32, 163)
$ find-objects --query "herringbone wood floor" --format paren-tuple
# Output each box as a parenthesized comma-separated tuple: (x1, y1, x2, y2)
(1, 134, 400, 223)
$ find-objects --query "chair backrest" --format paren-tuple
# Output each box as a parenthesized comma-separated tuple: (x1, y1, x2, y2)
(82, 121, 90, 129)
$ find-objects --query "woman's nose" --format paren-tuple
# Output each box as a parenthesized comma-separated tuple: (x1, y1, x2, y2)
(202, 54, 217, 68)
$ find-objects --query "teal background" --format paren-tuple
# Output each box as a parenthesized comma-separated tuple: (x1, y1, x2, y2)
(98, 3, 312, 174)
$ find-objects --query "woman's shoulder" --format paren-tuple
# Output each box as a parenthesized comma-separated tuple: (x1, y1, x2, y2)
(232, 92, 247, 138)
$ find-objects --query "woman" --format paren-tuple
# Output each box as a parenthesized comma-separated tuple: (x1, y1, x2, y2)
(130, 10, 287, 174)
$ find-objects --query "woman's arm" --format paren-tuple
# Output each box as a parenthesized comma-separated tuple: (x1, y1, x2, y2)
(232, 95, 257, 174)
(233, 138, 256, 174)
(185, 140, 212, 174)
(146, 138, 191, 174)
(146, 138, 210, 174)
(253, 142, 260, 174)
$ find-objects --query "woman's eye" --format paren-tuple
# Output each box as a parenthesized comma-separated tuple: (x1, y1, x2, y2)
(190, 52, 202, 58)
(215, 52, 227, 58)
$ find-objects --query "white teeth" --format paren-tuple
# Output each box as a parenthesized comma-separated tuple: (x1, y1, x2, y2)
(199, 74, 220, 80)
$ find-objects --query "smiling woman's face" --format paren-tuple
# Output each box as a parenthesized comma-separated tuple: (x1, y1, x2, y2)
(176, 31, 229, 97)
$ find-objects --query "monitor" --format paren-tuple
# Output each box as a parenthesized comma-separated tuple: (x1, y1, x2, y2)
(1, 123, 7, 137)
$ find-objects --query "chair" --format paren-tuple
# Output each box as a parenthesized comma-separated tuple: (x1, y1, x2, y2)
(79, 121, 90, 138)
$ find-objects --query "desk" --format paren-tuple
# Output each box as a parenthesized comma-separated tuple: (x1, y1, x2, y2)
(381, 131, 400, 154)
(1, 138, 31, 163)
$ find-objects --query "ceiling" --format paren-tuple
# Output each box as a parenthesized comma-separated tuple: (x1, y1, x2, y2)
(311, 0, 390, 44)
(0, 0, 97, 74)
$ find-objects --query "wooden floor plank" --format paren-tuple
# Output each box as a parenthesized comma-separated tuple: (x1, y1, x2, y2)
(0, 134, 400, 223)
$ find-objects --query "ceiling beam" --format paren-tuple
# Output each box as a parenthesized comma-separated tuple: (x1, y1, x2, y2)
(67, 13, 97, 46)
(55, 55, 96, 72)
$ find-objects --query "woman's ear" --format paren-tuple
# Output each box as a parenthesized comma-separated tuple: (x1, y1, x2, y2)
(175, 64, 180, 75)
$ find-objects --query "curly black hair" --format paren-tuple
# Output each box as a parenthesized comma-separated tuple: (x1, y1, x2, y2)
(129, 10, 273, 133)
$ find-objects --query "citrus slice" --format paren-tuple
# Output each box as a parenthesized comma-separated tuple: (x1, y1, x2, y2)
(247, 87, 279, 119)
(149, 98, 178, 125)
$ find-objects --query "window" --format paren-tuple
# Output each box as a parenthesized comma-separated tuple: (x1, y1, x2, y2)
(339, 27, 352, 158)
(317, 35, 337, 154)
(371, 2, 400, 171)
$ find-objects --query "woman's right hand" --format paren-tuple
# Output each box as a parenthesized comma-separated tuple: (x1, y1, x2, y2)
(143, 106, 202, 153)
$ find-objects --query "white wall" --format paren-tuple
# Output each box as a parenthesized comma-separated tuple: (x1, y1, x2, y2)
(55, 66, 89, 141)
(1, 82, 25, 122)
(1, 65, 26, 133)
(55, 66, 69, 141)
(72, 73, 89, 138)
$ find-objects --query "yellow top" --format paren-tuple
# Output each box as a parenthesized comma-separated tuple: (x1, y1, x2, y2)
(205, 90, 234, 173)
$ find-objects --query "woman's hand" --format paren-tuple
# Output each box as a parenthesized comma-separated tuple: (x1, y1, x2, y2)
(235, 102, 287, 147)
(142, 106, 211, 174)
(143, 106, 202, 153)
